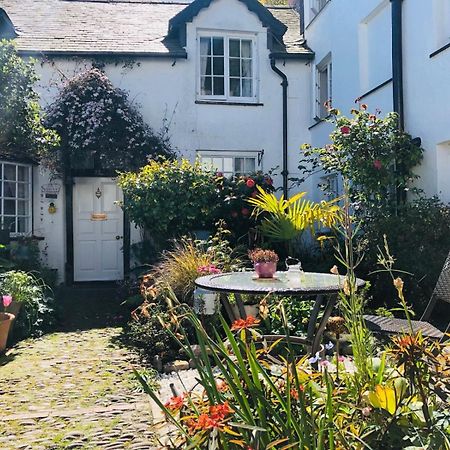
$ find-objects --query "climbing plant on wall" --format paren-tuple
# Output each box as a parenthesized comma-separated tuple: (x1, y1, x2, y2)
(0, 39, 59, 161)
(43, 67, 173, 174)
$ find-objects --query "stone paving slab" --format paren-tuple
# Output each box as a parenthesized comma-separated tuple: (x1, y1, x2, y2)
(0, 328, 159, 449)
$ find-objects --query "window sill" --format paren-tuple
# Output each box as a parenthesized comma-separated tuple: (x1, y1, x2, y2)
(430, 42, 450, 58)
(195, 100, 264, 106)
(308, 115, 330, 130)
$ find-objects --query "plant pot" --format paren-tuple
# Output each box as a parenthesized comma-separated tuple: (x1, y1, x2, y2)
(6, 300, 21, 319)
(254, 262, 277, 278)
(193, 288, 220, 315)
(231, 304, 259, 320)
(0, 313, 15, 353)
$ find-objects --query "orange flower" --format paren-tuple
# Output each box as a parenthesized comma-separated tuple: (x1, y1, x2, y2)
(209, 402, 233, 421)
(164, 395, 184, 411)
(231, 315, 260, 331)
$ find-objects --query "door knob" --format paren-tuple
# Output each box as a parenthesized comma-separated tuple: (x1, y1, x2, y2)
(116, 235, 123, 240)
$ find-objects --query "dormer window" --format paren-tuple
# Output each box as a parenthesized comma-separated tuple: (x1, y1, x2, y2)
(198, 33, 257, 102)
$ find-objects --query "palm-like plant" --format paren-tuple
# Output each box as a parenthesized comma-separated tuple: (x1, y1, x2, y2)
(247, 186, 342, 243)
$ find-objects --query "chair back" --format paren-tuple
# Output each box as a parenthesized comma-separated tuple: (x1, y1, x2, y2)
(421, 251, 450, 321)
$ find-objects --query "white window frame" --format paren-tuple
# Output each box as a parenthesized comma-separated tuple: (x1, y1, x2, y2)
(320, 173, 339, 199)
(314, 54, 332, 119)
(197, 31, 258, 103)
(0, 161, 33, 236)
(197, 150, 261, 176)
(310, 0, 330, 18)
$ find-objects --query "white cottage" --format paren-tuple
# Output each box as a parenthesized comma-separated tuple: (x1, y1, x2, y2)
(0, 0, 314, 283)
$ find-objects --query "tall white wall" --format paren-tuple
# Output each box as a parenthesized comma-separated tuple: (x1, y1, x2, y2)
(31, 0, 311, 280)
(302, 0, 450, 204)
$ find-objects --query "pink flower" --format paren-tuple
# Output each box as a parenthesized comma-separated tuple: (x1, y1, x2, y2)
(2, 295, 12, 308)
(340, 126, 351, 135)
(373, 159, 382, 170)
(246, 179, 255, 188)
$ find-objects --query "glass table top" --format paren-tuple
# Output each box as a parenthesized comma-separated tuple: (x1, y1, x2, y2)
(195, 271, 366, 295)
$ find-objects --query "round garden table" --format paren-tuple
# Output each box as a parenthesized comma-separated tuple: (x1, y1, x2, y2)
(195, 271, 366, 355)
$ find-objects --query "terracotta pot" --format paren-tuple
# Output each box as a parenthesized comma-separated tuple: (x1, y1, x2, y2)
(254, 261, 277, 278)
(0, 312, 15, 354)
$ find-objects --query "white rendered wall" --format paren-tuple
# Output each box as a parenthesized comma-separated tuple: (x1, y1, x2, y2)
(302, 0, 450, 204)
(31, 0, 311, 280)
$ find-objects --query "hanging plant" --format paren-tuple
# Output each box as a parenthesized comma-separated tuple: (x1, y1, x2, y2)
(43, 67, 173, 174)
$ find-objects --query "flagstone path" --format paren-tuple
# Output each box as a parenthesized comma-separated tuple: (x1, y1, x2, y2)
(0, 288, 159, 450)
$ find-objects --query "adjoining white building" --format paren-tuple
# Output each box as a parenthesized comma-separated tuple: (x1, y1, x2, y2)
(303, 0, 450, 203)
(0, 0, 449, 284)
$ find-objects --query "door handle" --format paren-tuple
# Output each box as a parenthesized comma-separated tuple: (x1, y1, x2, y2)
(116, 235, 123, 240)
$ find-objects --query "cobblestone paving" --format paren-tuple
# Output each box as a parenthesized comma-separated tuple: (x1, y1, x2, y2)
(0, 328, 157, 449)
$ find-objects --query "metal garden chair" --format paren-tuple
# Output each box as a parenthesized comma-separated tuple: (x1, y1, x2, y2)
(364, 251, 450, 340)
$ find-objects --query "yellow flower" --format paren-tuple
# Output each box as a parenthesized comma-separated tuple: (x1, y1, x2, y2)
(393, 277, 404, 291)
(343, 277, 351, 295)
(330, 265, 339, 275)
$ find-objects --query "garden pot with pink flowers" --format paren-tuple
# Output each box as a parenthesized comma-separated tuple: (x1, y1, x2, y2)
(0, 312, 14, 353)
(248, 248, 279, 279)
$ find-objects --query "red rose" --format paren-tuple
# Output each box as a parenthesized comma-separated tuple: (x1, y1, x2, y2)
(246, 179, 255, 188)
(360, 104, 368, 110)
(373, 159, 382, 170)
(241, 208, 250, 217)
(340, 126, 351, 135)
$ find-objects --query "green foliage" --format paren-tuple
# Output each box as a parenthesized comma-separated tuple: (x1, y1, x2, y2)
(298, 105, 423, 214)
(0, 39, 59, 161)
(361, 196, 450, 314)
(247, 186, 342, 249)
(0, 270, 56, 340)
(118, 158, 220, 243)
(44, 67, 172, 174)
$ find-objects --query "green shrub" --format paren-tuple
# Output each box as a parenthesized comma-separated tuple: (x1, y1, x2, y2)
(0, 270, 56, 340)
(361, 196, 450, 315)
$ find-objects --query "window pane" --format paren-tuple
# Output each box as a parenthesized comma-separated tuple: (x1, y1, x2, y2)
(213, 77, 225, 95)
(242, 79, 253, 97)
(241, 40, 252, 58)
(4, 200, 16, 215)
(229, 59, 240, 77)
(230, 78, 241, 97)
(229, 39, 240, 57)
(3, 217, 16, 233)
(18, 200, 28, 215)
(200, 37, 212, 56)
(234, 158, 244, 175)
(17, 217, 28, 234)
(201, 77, 212, 95)
(223, 158, 233, 174)
(18, 166, 29, 182)
(212, 57, 224, 76)
(242, 59, 252, 77)
(212, 158, 224, 171)
(212, 37, 224, 56)
(200, 57, 212, 76)
(17, 183, 29, 199)
(3, 164, 16, 181)
(244, 158, 256, 173)
(3, 182, 16, 198)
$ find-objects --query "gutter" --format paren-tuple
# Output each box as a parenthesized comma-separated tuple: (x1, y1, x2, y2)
(270, 57, 289, 200)
(391, 0, 404, 129)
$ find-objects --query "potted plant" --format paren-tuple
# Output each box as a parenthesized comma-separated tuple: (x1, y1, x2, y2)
(249, 248, 279, 278)
(0, 295, 14, 353)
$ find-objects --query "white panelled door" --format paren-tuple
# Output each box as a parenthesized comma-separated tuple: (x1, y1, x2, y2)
(73, 177, 124, 282)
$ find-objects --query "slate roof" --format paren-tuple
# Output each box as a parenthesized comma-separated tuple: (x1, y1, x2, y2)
(0, 0, 312, 58)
